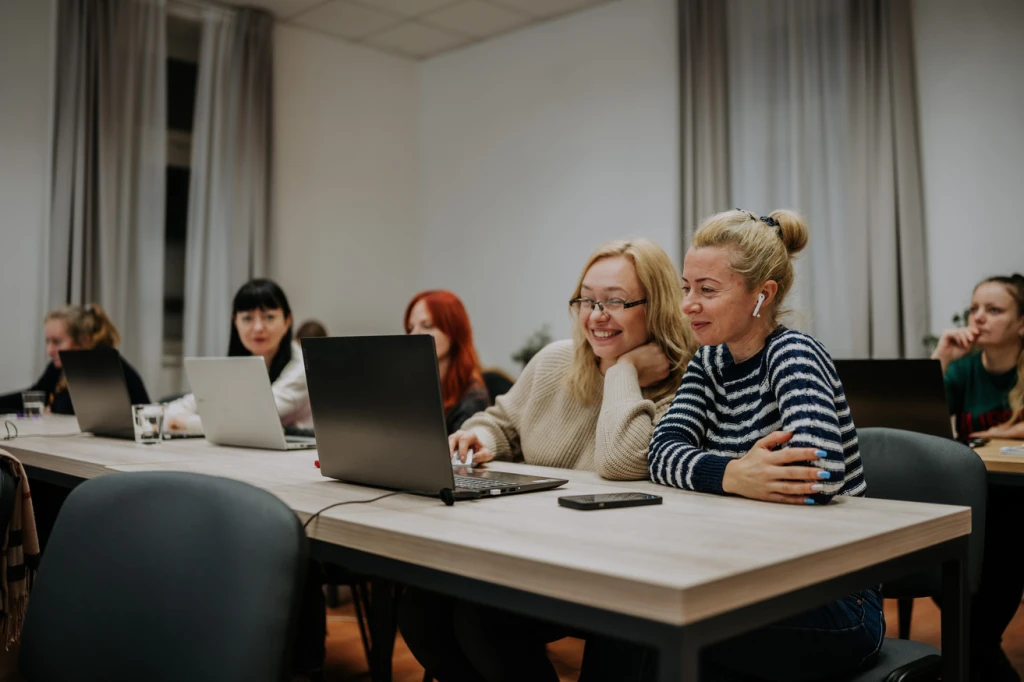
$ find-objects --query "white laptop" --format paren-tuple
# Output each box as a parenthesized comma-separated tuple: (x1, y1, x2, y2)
(183, 357, 316, 451)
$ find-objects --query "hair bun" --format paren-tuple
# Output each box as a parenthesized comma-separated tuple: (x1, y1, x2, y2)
(769, 209, 809, 256)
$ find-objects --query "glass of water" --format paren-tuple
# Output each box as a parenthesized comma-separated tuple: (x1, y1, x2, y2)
(132, 404, 165, 445)
(21, 391, 46, 419)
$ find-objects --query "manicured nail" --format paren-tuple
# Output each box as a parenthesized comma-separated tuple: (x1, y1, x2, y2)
(804, 498, 816, 505)
(815, 450, 828, 458)
(817, 470, 831, 479)
(811, 484, 824, 491)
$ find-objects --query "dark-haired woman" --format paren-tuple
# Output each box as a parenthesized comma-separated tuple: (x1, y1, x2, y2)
(166, 279, 311, 433)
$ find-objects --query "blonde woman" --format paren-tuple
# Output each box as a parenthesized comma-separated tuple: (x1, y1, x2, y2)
(0, 304, 148, 415)
(648, 209, 880, 680)
(400, 238, 696, 682)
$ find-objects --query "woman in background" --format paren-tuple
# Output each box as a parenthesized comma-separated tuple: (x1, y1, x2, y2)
(295, 319, 328, 340)
(931, 273, 1024, 682)
(165, 278, 311, 434)
(405, 290, 490, 433)
(0, 304, 148, 414)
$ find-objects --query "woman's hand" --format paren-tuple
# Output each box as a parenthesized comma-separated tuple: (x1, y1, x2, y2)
(616, 343, 670, 387)
(166, 416, 189, 433)
(448, 430, 495, 464)
(931, 327, 978, 370)
(722, 431, 831, 505)
(972, 422, 1024, 440)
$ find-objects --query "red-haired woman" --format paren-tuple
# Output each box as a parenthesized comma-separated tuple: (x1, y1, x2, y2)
(405, 290, 490, 432)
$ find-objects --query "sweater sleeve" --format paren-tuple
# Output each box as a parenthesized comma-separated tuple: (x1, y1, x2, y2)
(594, 363, 667, 480)
(270, 346, 310, 423)
(767, 337, 846, 501)
(647, 356, 733, 494)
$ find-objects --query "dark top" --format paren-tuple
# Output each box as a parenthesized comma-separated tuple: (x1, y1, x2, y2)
(944, 352, 1017, 439)
(0, 357, 150, 416)
(445, 382, 490, 435)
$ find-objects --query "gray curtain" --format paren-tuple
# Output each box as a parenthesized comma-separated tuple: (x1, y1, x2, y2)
(50, 0, 167, 390)
(681, 0, 929, 358)
(678, 0, 730, 252)
(182, 7, 273, 359)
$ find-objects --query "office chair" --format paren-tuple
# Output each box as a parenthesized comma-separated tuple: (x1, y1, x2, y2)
(19, 471, 308, 682)
(837, 427, 986, 681)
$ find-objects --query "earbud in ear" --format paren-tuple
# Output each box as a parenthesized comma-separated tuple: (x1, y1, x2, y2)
(753, 293, 766, 318)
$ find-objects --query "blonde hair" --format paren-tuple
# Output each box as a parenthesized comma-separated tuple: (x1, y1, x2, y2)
(979, 274, 1024, 425)
(691, 208, 809, 324)
(46, 304, 121, 350)
(566, 239, 696, 405)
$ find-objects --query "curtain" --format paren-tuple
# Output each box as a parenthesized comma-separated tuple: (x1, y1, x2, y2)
(182, 7, 273, 359)
(50, 0, 167, 390)
(678, 0, 730, 252)
(680, 0, 929, 358)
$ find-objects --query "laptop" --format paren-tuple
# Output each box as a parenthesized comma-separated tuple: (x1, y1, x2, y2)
(60, 348, 136, 439)
(183, 357, 317, 451)
(833, 359, 953, 439)
(301, 335, 568, 500)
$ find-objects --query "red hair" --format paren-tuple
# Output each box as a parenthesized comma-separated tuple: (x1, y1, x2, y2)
(404, 290, 484, 413)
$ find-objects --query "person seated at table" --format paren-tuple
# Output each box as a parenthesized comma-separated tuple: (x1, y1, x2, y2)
(930, 273, 1024, 681)
(0, 304, 148, 415)
(647, 209, 882, 681)
(405, 289, 490, 433)
(399, 238, 697, 682)
(165, 278, 311, 434)
(295, 319, 328, 340)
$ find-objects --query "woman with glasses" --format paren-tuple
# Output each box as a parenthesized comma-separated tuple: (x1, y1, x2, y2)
(399, 238, 697, 682)
(165, 278, 311, 434)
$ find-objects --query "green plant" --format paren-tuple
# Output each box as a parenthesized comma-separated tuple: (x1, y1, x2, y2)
(512, 324, 552, 368)
(922, 307, 972, 354)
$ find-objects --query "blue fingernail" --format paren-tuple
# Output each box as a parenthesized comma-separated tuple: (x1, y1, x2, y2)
(805, 498, 816, 505)
(815, 450, 828, 458)
(818, 470, 831, 479)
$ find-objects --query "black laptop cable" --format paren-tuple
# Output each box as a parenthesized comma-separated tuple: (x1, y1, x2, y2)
(302, 486, 479, 533)
(2, 421, 81, 442)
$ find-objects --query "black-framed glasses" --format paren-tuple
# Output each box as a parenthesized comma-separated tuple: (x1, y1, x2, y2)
(569, 298, 648, 314)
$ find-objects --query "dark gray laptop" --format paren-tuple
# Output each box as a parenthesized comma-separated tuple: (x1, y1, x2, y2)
(59, 348, 136, 439)
(833, 359, 953, 439)
(302, 335, 568, 500)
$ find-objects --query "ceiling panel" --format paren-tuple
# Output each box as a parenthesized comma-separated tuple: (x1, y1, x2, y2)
(362, 21, 468, 58)
(423, 1, 530, 38)
(490, 0, 603, 19)
(291, 1, 403, 40)
(351, 0, 460, 18)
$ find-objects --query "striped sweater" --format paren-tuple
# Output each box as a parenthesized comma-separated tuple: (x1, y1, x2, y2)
(648, 327, 865, 502)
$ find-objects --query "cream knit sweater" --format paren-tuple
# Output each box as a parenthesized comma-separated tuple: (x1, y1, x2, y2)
(462, 340, 676, 480)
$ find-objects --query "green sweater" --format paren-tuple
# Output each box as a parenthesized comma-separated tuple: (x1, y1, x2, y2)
(944, 352, 1017, 438)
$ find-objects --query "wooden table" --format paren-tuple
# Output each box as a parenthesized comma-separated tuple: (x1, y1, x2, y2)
(3, 417, 973, 682)
(974, 439, 1024, 484)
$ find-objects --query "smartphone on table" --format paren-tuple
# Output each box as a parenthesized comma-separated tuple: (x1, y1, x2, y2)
(558, 492, 662, 510)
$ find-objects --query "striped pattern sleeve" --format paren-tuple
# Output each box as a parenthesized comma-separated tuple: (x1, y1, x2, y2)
(766, 335, 847, 500)
(647, 353, 733, 494)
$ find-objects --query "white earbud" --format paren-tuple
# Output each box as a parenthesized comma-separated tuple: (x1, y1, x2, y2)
(753, 293, 766, 318)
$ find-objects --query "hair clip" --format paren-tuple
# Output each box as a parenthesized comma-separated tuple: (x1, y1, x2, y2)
(759, 215, 779, 228)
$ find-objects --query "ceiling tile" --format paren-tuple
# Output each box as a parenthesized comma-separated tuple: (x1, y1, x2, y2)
(362, 21, 468, 58)
(291, 1, 404, 40)
(224, 0, 325, 19)
(351, 0, 459, 18)
(490, 0, 603, 19)
(423, 0, 531, 38)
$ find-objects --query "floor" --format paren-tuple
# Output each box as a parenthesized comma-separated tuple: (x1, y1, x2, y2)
(322, 597, 1024, 681)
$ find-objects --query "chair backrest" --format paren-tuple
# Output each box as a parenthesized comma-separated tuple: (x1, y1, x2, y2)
(858, 427, 986, 596)
(20, 472, 307, 682)
(482, 369, 515, 403)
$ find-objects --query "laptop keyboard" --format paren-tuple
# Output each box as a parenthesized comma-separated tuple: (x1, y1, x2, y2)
(454, 475, 510, 490)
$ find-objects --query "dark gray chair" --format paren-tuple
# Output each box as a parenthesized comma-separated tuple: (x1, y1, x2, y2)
(19, 471, 308, 682)
(838, 427, 986, 682)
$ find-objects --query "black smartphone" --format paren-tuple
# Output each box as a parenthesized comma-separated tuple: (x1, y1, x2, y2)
(557, 492, 663, 511)
(968, 437, 990, 448)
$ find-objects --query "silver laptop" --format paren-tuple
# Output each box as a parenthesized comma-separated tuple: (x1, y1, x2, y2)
(183, 357, 316, 451)
(301, 335, 568, 500)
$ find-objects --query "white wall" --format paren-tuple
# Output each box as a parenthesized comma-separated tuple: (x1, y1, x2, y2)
(417, 0, 679, 374)
(914, 0, 1024, 330)
(0, 0, 54, 394)
(271, 24, 420, 340)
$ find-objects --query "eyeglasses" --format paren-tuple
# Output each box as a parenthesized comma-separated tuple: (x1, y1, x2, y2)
(569, 298, 647, 314)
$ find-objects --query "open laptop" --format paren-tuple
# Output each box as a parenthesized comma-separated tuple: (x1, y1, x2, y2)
(183, 357, 317, 451)
(833, 359, 953, 439)
(60, 348, 136, 439)
(301, 335, 568, 500)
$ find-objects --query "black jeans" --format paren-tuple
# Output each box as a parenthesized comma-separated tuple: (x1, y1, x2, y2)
(398, 588, 652, 682)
